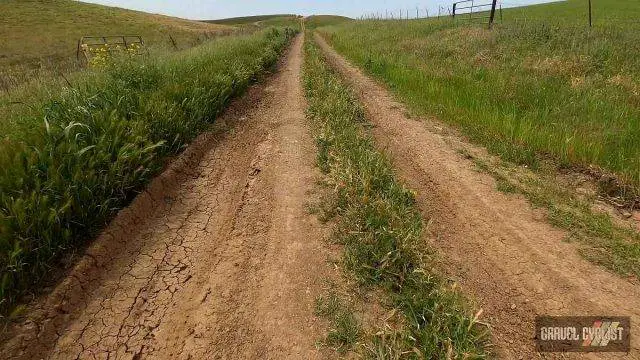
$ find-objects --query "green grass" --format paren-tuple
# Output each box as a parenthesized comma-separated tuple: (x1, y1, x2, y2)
(204, 14, 350, 29)
(0, 0, 231, 87)
(501, 0, 640, 25)
(470, 151, 640, 279)
(0, 27, 297, 314)
(305, 15, 352, 29)
(303, 34, 489, 359)
(318, 0, 640, 193)
(203, 15, 303, 35)
(257, 16, 303, 28)
(315, 291, 362, 353)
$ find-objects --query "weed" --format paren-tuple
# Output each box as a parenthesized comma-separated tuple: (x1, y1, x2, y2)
(472, 152, 640, 279)
(303, 35, 489, 358)
(315, 292, 362, 353)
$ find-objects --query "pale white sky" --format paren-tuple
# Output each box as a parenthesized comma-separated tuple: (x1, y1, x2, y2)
(83, 0, 562, 20)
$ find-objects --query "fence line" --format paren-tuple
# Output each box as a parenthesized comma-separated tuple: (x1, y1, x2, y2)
(356, 1, 639, 29)
(357, 2, 504, 22)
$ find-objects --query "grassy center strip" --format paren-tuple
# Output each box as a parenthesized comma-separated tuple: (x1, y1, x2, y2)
(303, 34, 489, 358)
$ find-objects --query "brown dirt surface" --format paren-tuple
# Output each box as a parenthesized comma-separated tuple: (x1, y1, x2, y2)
(315, 33, 640, 359)
(1, 34, 335, 360)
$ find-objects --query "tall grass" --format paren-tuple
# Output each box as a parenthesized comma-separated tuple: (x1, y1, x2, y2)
(319, 0, 640, 191)
(304, 36, 488, 358)
(0, 0, 230, 68)
(0, 27, 297, 313)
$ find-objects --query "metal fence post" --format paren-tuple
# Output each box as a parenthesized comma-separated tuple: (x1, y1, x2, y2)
(488, 0, 498, 27)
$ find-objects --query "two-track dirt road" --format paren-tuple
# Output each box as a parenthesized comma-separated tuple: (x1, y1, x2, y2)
(2, 34, 333, 360)
(3, 30, 639, 360)
(315, 33, 640, 359)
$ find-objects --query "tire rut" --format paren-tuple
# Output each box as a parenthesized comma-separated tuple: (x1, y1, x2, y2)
(315, 32, 640, 359)
(2, 34, 332, 360)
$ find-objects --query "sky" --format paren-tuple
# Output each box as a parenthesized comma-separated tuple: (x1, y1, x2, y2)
(84, 0, 560, 20)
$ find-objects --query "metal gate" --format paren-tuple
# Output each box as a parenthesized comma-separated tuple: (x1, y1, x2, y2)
(76, 35, 147, 64)
(452, 0, 502, 25)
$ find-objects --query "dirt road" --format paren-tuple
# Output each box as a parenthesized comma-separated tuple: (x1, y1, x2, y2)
(315, 33, 640, 359)
(2, 34, 332, 360)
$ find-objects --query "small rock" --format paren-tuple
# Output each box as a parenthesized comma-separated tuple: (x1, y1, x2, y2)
(622, 211, 632, 218)
(510, 304, 517, 310)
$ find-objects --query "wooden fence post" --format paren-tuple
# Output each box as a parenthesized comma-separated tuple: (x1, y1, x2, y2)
(588, 0, 593, 27)
(169, 34, 178, 50)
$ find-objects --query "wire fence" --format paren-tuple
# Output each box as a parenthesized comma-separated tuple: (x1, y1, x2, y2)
(356, 2, 502, 26)
(356, 1, 505, 25)
(356, 1, 640, 28)
(358, 6, 453, 21)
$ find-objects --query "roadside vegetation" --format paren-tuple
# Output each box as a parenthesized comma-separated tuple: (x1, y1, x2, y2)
(0, 27, 297, 314)
(314, 289, 361, 353)
(303, 36, 489, 358)
(501, 0, 640, 25)
(466, 147, 640, 280)
(0, 0, 232, 89)
(318, 0, 640, 194)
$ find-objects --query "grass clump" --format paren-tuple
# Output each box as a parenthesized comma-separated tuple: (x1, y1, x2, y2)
(318, 0, 640, 192)
(303, 36, 489, 358)
(0, 27, 297, 314)
(315, 291, 362, 353)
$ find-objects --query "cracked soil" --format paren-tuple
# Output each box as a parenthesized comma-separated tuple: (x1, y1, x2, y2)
(2, 34, 333, 360)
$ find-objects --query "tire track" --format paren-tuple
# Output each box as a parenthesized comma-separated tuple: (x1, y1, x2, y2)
(315, 32, 640, 359)
(2, 34, 333, 360)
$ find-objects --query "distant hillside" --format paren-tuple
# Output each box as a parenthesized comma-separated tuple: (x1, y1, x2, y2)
(0, 0, 231, 70)
(305, 15, 352, 28)
(204, 14, 297, 26)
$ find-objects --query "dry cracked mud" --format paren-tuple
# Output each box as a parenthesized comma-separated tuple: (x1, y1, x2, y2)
(1, 34, 334, 360)
(315, 33, 640, 359)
